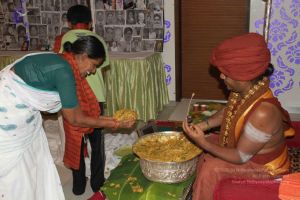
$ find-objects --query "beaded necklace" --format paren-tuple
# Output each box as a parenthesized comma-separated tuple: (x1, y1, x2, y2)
(222, 77, 268, 146)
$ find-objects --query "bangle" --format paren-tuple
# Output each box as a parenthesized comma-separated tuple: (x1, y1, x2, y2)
(205, 119, 211, 130)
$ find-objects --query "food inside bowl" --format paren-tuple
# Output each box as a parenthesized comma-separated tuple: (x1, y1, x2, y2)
(113, 109, 137, 121)
(133, 133, 202, 162)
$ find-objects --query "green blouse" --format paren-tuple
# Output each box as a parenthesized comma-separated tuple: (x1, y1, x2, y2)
(14, 53, 78, 108)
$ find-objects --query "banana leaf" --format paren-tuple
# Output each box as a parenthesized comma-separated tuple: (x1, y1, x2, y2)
(188, 101, 226, 125)
(101, 154, 195, 200)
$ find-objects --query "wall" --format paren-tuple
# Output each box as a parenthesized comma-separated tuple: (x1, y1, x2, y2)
(162, 0, 176, 100)
(250, 0, 300, 113)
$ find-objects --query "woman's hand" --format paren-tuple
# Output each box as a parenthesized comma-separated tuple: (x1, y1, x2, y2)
(183, 121, 206, 147)
(117, 119, 136, 129)
(99, 116, 114, 120)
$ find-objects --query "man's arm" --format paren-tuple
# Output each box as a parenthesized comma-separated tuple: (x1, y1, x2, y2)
(183, 102, 282, 164)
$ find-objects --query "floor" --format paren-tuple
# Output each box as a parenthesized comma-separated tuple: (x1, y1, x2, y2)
(57, 99, 300, 199)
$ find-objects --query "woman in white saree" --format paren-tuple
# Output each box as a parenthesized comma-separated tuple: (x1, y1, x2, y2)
(0, 53, 64, 200)
(0, 36, 134, 200)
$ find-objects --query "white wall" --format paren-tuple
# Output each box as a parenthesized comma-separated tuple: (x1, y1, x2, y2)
(250, 0, 300, 113)
(162, 0, 176, 101)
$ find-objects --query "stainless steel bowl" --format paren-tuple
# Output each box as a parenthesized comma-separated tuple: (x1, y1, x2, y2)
(133, 131, 201, 183)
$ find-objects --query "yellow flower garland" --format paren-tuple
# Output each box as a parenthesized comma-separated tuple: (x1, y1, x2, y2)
(222, 77, 268, 146)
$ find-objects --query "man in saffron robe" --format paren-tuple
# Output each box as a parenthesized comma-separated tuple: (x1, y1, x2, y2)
(183, 33, 294, 200)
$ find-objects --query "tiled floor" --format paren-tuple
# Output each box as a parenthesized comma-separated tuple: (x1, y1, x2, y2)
(59, 99, 300, 199)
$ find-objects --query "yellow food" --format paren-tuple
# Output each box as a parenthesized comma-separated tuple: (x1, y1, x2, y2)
(133, 133, 202, 162)
(113, 109, 137, 121)
(126, 176, 143, 193)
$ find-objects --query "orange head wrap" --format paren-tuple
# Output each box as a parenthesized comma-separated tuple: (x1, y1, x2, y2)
(210, 33, 271, 81)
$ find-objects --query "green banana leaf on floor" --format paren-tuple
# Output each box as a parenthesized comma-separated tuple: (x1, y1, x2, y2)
(101, 154, 194, 200)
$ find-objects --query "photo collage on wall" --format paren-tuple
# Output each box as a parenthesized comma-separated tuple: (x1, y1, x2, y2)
(0, 0, 88, 51)
(0, 0, 25, 50)
(94, 0, 164, 52)
(0, 0, 164, 52)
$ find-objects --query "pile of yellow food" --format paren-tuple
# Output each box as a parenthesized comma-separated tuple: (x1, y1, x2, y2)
(133, 133, 202, 162)
(113, 109, 137, 121)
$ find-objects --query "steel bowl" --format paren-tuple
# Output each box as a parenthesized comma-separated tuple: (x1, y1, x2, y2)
(133, 131, 201, 183)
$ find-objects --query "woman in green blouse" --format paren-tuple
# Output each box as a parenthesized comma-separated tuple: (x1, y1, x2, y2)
(0, 36, 134, 200)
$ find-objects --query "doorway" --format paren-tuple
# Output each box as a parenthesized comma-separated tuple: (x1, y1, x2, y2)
(178, 0, 249, 100)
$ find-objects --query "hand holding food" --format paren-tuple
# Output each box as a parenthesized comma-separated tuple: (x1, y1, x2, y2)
(113, 109, 137, 129)
(113, 109, 137, 121)
(117, 120, 136, 129)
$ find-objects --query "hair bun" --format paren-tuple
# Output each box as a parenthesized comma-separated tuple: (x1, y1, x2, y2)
(63, 41, 73, 52)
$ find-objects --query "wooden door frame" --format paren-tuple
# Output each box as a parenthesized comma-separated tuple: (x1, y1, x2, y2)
(174, 0, 250, 101)
(174, 0, 182, 101)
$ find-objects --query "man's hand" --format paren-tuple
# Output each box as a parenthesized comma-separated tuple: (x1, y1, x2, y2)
(183, 121, 206, 147)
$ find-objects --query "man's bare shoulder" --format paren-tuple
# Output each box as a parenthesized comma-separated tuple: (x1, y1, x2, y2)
(248, 101, 282, 134)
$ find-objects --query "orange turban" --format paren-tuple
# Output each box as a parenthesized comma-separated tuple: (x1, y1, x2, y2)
(210, 33, 271, 81)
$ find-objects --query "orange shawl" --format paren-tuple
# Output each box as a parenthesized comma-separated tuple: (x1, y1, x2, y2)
(53, 33, 65, 53)
(62, 52, 100, 169)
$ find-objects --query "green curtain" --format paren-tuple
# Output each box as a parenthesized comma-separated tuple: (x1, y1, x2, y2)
(0, 55, 22, 70)
(105, 53, 169, 122)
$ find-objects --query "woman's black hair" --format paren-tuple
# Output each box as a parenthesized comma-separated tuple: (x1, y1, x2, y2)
(254, 63, 274, 82)
(63, 35, 106, 60)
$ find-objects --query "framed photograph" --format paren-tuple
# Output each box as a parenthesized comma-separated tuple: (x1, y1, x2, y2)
(29, 25, 38, 37)
(135, 10, 145, 25)
(105, 11, 116, 25)
(113, 26, 123, 41)
(142, 40, 155, 51)
(104, 26, 114, 42)
(126, 10, 136, 24)
(115, 11, 125, 25)
(29, 37, 39, 50)
(95, 0, 105, 10)
(38, 25, 47, 36)
(131, 37, 142, 52)
(95, 11, 105, 25)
